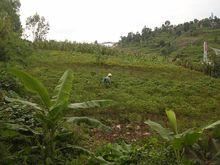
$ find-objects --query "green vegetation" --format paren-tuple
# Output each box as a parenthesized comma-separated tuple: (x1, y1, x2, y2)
(0, 0, 31, 62)
(186, 131, 220, 164)
(1, 0, 220, 164)
(21, 50, 220, 125)
(1, 68, 112, 164)
(145, 110, 220, 164)
(93, 140, 176, 164)
(25, 13, 50, 42)
(2, 48, 220, 163)
(118, 17, 220, 76)
(1, 48, 220, 163)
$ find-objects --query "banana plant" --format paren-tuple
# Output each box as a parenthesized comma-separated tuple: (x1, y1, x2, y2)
(186, 135, 220, 164)
(4, 68, 112, 164)
(145, 110, 220, 164)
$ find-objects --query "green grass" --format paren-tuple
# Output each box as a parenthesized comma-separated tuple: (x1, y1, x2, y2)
(14, 49, 220, 131)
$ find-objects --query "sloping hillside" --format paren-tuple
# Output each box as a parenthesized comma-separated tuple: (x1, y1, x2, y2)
(117, 17, 220, 75)
(20, 50, 220, 129)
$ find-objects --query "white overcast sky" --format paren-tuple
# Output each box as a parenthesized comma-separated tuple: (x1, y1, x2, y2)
(20, 0, 220, 43)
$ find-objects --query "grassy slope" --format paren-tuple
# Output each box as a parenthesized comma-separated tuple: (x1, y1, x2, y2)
(171, 29, 220, 61)
(18, 49, 220, 130)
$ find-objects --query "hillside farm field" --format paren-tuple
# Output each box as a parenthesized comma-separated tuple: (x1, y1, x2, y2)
(1, 0, 220, 163)
(22, 50, 220, 131)
(2, 49, 220, 164)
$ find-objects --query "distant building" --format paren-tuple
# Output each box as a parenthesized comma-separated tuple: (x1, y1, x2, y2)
(100, 42, 118, 47)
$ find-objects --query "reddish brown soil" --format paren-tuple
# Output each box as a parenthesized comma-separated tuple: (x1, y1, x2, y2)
(91, 123, 151, 143)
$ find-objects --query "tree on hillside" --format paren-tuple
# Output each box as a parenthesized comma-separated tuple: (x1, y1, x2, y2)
(141, 26, 152, 41)
(126, 32, 135, 43)
(0, 0, 25, 61)
(183, 22, 190, 32)
(0, 0, 21, 34)
(25, 13, 50, 42)
(165, 20, 171, 27)
(194, 19, 199, 24)
(118, 16, 220, 49)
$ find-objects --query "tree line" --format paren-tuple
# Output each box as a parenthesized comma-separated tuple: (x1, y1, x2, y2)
(119, 15, 220, 47)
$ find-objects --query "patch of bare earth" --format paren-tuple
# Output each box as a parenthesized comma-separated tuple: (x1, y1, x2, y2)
(91, 123, 150, 143)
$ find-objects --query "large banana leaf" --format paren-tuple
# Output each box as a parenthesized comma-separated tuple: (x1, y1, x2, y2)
(172, 129, 202, 150)
(166, 110, 178, 134)
(172, 136, 184, 150)
(145, 119, 173, 141)
(55, 131, 73, 141)
(59, 144, 93, 155)
(202, 120, 220, 131)
(35, 113, 54, 129)
(9, 68, 51, 108)
(48, 100, 68, 123)
(5, 96, 42, 110)
(68, 100, 112, 110)
(51, 70, 73, 107)
(180, 130, 202, 146)
(66, 117, 111, 132)
(0, 121, 40, 136)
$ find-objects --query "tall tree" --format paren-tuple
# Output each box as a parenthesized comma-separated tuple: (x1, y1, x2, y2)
(25, 13, 50, 42)
(0, 0, 23, 61)
(141, 26, 152, 41)
(165, 20, 171, 27)
(0, 0, 21, 33)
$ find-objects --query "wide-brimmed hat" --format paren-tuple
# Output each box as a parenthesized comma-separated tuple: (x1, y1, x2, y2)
(108, 73, 112, 77)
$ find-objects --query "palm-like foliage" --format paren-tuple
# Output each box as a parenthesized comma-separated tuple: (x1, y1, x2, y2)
(4, 68, 112, 163)
(145, 110, 220, 164)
